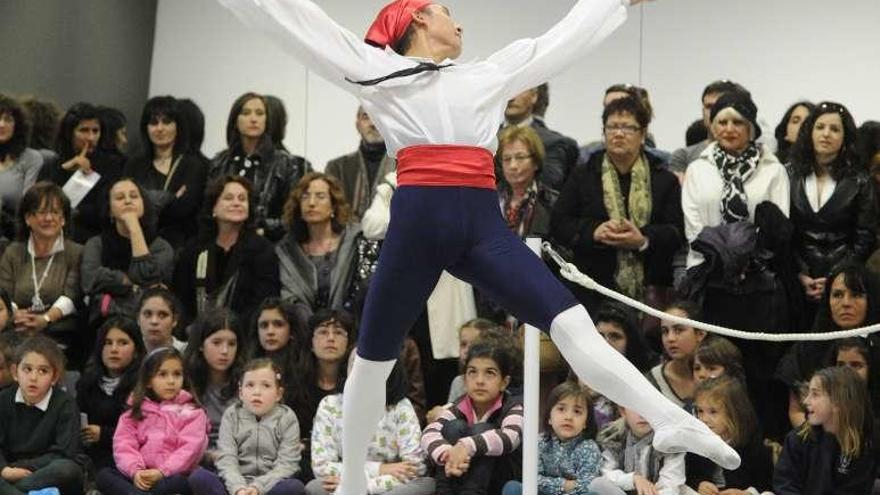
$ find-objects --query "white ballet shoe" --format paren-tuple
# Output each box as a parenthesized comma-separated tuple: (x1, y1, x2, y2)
(653, 419, 741, 470)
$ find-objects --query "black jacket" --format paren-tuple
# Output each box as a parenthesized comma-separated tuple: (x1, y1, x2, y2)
(124, 152, 209, 250)
(75, 374, 134, 470)
(774, 427, 877, 495)
(550, 151, 684, 296)
(173, 230, 280, 325)
(687, 435, 774, 493)
(789, 169, 878, 278)
(210, 138, 311, 242)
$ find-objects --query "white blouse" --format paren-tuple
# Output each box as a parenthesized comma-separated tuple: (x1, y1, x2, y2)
(218, 0, 629, 157)
(804, 173, 837, 212)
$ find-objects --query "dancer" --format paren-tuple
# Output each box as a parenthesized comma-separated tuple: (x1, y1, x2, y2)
(217, 1, 741, 493)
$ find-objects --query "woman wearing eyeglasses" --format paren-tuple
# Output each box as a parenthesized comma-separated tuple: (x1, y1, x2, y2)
(787, 102, 877, 330)
(496, 126, 556, 239)
(551, 96, 684, 313)
(0, 182, 83, 356)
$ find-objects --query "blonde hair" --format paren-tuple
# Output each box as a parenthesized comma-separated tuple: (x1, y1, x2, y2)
(497, 125, 546, 171)
(694, 376, 757, 448)
(799, 366, 869, 458)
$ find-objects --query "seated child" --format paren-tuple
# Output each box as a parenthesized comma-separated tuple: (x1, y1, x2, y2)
(308, 358, 433, 495)
(96, 347, 208, 495)
(592, 405, 685, 495)
(189, 358, 305, 495)
(773, 366, 877, 495)
(0, 335, 85, 495)
(422, 342, 522, 495)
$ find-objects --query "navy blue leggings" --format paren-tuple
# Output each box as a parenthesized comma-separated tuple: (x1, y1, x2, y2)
(358, 186, 578, 361)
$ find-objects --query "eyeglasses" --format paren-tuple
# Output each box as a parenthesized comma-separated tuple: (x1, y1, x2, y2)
(29, 209, 62, 218)
(604, 124, 642, 135)
(500, 153, 533, 164)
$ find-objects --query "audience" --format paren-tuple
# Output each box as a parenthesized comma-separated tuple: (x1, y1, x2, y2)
(0, 94, 43, 241)
(76, 317, 146, 471)
(80, 178, 175, 321)
(773, 366, 877, 495)
(422, 342, 523, 495)
(209, 92, 311, 242)
(669, 80, 748, 174)
(137, 286, 187, 354)
(277, 172, 362, 320)
(39, 102, 124, 243)
(788, 102, 877, 329)
(174, 175, 280, 325)
(774, 101, 816, 164)
(593, 405, 685, 495)
(0, 183, 83, 357)
(502, 86, 579, 191)
(183, 308, 245, 457)
(0, 335, 85, 495)
(124, 96, 209, 249)
(3, 80, 880, 495)
(497, 126, 556, 239)
(552, 97, 683, 313)
(325, 107, 396, 221)
(689, 376, 774, 495)
(96, 347, 208, 495)
(188, 358, 306, 495)
(308, 359, 433, 495)
(647, 300, 706, 409)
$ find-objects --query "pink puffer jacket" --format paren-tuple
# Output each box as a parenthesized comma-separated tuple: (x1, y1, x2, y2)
(113, 390, 210, 478)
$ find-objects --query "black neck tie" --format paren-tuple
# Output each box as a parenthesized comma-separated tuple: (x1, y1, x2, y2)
(346, 62, 453, 87)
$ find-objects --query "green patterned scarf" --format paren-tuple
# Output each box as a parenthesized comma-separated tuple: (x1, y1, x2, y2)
(602, 154, 652, 301)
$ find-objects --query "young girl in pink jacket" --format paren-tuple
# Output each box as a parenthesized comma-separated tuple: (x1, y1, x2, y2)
(96, 347, 209, 495)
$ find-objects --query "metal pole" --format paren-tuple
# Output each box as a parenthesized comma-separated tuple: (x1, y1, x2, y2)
(522, 237, 542, 495)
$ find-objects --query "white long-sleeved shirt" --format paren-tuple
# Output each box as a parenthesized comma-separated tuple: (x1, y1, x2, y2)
(218, 0, 629, 158)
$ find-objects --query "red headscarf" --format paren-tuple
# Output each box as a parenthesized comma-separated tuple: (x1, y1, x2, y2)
(365, 0, 433, 49)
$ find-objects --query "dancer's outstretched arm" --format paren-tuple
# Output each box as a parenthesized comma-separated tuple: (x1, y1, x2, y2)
(489, 0, 647, 98)
(217, 0, 405, 91)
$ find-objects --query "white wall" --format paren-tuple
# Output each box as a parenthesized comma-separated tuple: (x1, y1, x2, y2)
(151, 0, 880, 169)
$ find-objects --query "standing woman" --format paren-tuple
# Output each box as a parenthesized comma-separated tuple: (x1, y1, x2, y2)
(787, 102, 877, 330)
(0, 183, 83, 354)
(124, 96, 209, 249)
(0, 94, 43, 240)
(173, 175, 280, 325)
(80, 178, 175, 321)
(38, 102, 124, 243)
(209, 92, 311, 242)
(774, 101, 815, 164)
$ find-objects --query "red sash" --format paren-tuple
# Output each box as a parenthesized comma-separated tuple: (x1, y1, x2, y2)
(396, 145, 496, 189)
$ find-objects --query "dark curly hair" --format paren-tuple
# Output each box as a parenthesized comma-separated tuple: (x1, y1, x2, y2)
(0, 94, 31, 160)
(789, 101, 861, 181)
(282, 172, 352, 243)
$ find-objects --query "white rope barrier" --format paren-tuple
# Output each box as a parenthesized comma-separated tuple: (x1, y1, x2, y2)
(542, 242, 880, 342)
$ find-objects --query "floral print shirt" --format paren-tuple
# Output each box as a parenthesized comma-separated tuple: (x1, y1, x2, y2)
(311, 394, 427, 494)
(538, 435, 603, 495)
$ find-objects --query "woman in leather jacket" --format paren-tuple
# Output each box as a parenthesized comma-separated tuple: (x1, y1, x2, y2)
(788, 102, 878, 329)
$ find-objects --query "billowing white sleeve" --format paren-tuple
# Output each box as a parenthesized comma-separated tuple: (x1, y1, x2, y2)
(487, 0, 629, 98)
(217, 0, 399, 91)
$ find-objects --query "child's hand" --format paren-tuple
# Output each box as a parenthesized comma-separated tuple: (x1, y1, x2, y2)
(563, 479, 577, 492)
(81, 424, 101, 444)
(1, 467, 32, 482)
(698, 481, 720, 495)
(134, 469, 164, 490)
(444, 443, 472, 477)
(380, 461, 420, 482)
(633, 474, 659, 495)
(322, 475, 340, 493)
